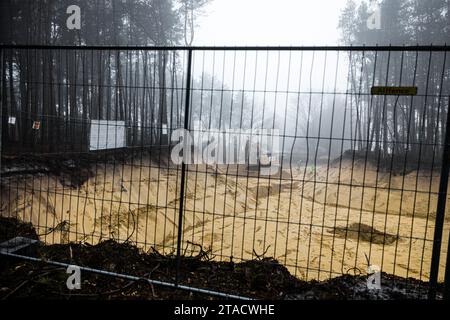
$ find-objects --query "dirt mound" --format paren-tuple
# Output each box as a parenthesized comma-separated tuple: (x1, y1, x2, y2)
(1, 148, 173, 189)
(0, 217, 39, 242)
(1, 154, 95, 188)
(0, 218, 441, 300)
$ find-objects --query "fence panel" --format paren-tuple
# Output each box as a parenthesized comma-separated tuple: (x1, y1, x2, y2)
(1, 46, 449, 298)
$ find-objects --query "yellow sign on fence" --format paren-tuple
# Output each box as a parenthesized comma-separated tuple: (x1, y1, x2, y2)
(371, 86, 417, 95)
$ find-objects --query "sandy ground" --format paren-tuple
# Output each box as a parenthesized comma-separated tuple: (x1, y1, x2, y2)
(1, 155, 449, 282)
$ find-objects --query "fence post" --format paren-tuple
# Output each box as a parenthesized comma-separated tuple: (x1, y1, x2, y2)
(443, 221, 450, 299)
(428, 99, 450, 299)
(175, 49, 193, 285)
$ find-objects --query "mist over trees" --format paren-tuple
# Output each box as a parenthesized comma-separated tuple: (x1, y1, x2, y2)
(0, 0, 209, 45)
(334, 0, 450, 166)
(264, 0, 450, 166)
(339, 0, 450, 45)
(0, 0, 208, 152)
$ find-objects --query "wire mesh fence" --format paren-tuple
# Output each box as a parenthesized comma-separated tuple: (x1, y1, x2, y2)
(1, 45, 450, 298)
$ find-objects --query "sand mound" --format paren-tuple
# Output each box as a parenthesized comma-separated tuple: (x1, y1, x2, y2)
(330, 222, 398, 245)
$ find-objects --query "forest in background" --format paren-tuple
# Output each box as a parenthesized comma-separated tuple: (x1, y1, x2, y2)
(338, 0, 450, 165)
(0, 0, 208, 152)
(0, 0, 449, 168)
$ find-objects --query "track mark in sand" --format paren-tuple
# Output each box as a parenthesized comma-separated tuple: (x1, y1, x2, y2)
(249, 181, 300, 199)
(329, 222, 398, 245)
(183, 217, 211, 234)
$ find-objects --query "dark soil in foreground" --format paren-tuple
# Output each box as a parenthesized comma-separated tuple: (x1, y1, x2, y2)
(0, 217, 442, 300)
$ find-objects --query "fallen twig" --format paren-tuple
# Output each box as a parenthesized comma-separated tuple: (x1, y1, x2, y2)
(253, 245, 271, 260)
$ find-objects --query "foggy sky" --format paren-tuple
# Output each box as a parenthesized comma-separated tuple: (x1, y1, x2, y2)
(195, 0, 349, 46)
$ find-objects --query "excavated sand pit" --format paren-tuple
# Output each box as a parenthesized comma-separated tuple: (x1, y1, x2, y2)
(1, 151, 449, 282)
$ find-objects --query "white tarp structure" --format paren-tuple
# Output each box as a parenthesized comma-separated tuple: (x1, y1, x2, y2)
(89, 120, 126, 151)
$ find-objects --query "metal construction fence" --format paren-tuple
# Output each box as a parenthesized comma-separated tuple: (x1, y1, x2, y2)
(1, 45, 450, 299)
